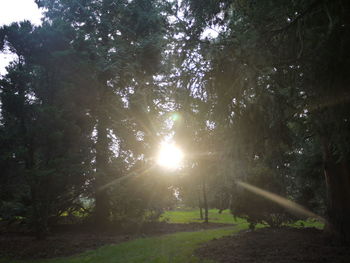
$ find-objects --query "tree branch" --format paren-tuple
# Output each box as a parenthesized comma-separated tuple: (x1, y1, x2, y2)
(270, 0, 324, 35)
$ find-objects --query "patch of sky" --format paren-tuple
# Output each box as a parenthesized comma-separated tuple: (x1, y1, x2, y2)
(0, 0, 44, 75)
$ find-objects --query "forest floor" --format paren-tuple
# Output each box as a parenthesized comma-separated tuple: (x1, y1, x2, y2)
(0, 221, 231, 260)
(196, 226, 350, 263)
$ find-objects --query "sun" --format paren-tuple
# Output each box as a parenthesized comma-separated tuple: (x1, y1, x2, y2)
(157, 142, 184, 170)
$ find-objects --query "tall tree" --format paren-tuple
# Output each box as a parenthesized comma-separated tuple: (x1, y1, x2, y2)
(0, 21, 95, 238)
(35, 0, 167, 226)
(176, 0, 350, 242)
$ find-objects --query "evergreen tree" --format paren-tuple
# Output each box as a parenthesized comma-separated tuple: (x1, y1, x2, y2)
(0, 21, 95, 238)
(35, 0, 167, 226)
(175, 0, 350, 241)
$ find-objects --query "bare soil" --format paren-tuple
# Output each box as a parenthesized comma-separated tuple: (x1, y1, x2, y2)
(0, 222, 231, 259)
(196, 227, 350, 263)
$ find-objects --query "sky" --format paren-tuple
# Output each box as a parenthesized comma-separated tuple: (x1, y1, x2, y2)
(0, 0, 43, 75)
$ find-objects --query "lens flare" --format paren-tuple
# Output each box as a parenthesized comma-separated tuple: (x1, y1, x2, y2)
(171, 113, 180, 121)
(157, 142, 183, 170)
(237, 181, 325, 223)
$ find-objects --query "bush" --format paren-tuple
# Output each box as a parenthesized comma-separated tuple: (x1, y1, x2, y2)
(109, 172, 177, 226)
(231, 167, 296, 229)
(0, 201, 27, 222)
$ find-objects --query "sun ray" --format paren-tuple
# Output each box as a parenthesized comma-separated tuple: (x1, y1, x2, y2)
(98, 164, 155, 191)
(237, 181, 326, 223)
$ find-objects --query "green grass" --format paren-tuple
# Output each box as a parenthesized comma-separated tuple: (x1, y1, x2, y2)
(1, 209, 324, 263)
(287, 219, 324, 229)
(160, 209, 239, 224)
(160, 208, 324, 229)
(1, 225, 248, 263)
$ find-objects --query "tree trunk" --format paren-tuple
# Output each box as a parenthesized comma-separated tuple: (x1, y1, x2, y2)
(324, 159, 350, 244)
(29, 170, 50, 240)
(198, 194, 203, 220)
(198, 192, 203, 220)
(94, 87, 110, 227)
(202, 175, 209, 223)
(322, 140, 350, 244)
(30, 185, 48, 240)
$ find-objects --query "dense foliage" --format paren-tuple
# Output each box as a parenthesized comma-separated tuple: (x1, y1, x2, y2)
(1, 0, 349, 244)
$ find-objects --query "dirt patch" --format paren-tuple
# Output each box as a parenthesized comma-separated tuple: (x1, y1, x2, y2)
(196, 227, 350, 263)
(0, 232, 130, 259)
(0, 222, 231, 259)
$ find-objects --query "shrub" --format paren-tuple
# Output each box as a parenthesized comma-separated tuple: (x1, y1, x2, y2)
(231, 167, 296, 229)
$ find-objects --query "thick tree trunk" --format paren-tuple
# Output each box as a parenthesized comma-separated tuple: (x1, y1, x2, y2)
(30, 185, 49, 240)
(324, 159, 350, 244)
(94, 88, 110, 227)
(29, 170, 50, 240)
(322, 140, 350, 244)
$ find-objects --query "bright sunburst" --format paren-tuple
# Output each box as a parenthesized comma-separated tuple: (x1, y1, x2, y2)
(157, 142, 183, 170)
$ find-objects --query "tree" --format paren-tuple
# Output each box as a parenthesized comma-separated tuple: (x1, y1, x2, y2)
(179, 0, 350, 242)
(35, 0, 167, 226)
(0, 21, 95, 238)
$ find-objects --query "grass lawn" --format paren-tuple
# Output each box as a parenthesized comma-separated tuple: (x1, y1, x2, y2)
(160, 208, 236, 224)
(161, 208, 324, 229)
(288, 219, 324, 229)
(1, 209, 323, 263)
(1, 225, 247, 263)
